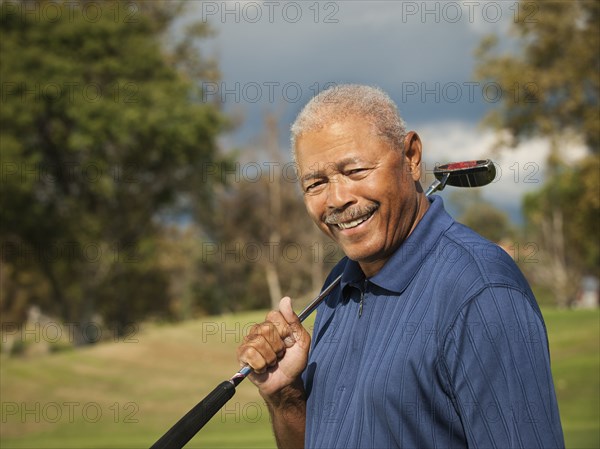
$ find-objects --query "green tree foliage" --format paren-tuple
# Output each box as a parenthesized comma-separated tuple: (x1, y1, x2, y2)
(523, 155, 599, 273)
(0, 1, 224, 336)
(449, 190, 514, 243)
(475, 0, 599, 305)
(476, 0, 599, 151)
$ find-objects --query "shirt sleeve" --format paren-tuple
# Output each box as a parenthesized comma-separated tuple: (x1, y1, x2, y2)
(440, 285, 565, 449)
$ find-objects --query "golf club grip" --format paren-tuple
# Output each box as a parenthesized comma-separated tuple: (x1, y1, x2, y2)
(150, 380, 235, 449)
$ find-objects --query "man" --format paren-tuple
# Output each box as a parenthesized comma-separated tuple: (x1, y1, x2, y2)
(236, 84, 564, 448)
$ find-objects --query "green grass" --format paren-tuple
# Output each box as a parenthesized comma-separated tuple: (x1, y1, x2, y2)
(0, 312, 276, 448)
(1, 309, 598, 448)
(544, 308, 600, 449)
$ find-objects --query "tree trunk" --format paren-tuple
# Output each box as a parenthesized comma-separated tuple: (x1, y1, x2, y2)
(265, 262, 282, 309)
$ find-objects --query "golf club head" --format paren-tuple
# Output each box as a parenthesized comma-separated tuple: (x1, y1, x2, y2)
(434, 159, 496, 188)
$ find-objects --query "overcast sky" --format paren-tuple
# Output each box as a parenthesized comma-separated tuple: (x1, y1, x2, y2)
(186, 1, 586, 221)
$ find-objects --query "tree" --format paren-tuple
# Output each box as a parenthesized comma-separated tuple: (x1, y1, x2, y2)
(449, 190, 514, 243)
(475, 0, 599, 152)
(192, 111, 342, 314)
(0, 1, 225, 338)
(474, 0, 599, 306)
(522, 155, 599, 306)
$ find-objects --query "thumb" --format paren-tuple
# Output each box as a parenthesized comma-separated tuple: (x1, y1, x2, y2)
(278, 296, 299, 325)
(278, 296, 310, 348)
(279, 296, 300, 325)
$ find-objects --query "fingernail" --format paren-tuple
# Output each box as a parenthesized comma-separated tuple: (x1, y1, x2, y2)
(284, 336, 295, 347)
(292, 327, 303, 342)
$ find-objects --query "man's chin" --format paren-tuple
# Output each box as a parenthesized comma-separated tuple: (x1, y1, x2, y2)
(340, 246, 378, 264)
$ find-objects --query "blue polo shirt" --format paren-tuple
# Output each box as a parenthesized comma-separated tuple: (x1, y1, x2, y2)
(303, 196, 564, 449)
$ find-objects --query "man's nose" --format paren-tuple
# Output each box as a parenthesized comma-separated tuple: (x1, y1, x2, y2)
(326, 177, 356, 210)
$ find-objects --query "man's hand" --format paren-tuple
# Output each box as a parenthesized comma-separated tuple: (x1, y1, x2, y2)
(236, 296, 311, 399)
(238, 297, 309, 448)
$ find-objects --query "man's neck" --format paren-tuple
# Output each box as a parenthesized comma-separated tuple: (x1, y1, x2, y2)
(358, 192, 430, 278)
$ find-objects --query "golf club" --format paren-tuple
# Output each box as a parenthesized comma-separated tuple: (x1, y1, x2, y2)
(150, 158, 497, 449)
(425, 159, 496, 196)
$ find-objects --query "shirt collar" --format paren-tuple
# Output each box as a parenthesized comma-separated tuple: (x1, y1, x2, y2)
(340, 195, 455, 294)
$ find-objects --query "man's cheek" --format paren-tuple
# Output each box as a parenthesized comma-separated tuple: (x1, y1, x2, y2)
(318, 222, 333, 236)
(303, 202, 321, 224)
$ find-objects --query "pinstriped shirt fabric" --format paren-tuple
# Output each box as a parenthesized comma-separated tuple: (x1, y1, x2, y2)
(303, 196, 564, 449)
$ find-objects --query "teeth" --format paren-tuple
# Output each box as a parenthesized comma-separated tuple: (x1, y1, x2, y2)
(337, 214, 370, 230)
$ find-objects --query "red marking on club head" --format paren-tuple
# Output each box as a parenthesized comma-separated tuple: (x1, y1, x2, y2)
(443, 160, 479, 170)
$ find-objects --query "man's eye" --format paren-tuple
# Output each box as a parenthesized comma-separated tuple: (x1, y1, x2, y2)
(347, 168, 367, 176)
(305, 180, 325, 192)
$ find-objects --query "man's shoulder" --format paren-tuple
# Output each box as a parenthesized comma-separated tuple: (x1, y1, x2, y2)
(428, 221, 539, 321)
(440, 221, 529, 289)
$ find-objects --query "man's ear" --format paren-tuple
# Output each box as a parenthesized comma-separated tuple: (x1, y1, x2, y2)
(403, 131, 423, 181)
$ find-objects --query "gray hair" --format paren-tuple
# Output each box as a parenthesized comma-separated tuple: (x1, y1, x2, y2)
(290, 84, 406, 160)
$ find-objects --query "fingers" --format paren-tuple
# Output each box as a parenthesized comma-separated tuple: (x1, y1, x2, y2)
(238, 321, 282, 374)
(237, 297, 306, 374)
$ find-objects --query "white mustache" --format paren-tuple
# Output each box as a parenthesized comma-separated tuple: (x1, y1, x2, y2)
(324, 203, 378, 225)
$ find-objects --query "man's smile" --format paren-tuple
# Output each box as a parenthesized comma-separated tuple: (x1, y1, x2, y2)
(324, 204, 379, 231)
(334, 209, 376, 230)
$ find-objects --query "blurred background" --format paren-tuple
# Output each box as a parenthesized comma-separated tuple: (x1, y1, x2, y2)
(1, 1, 598, 447)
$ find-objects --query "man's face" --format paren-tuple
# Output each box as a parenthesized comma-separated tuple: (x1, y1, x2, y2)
(295, 116, 424, 276)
